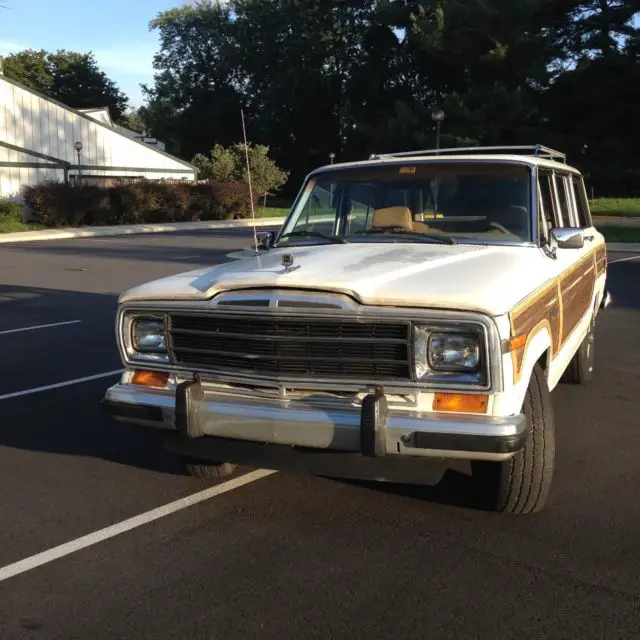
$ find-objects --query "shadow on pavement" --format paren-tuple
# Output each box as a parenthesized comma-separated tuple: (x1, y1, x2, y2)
(0, 285, 184, 476)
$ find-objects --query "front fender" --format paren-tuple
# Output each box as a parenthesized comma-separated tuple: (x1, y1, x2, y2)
(495, 324, 552, 417)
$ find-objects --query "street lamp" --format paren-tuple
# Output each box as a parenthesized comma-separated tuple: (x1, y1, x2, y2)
(329, 152, 335, 164)
(73, 141, 83, 183)
(431, 109, 445, 152)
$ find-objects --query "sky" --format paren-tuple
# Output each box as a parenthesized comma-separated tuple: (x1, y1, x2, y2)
(0, 0, 190, 108)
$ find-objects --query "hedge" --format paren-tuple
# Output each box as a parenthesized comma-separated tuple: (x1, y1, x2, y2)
(21, 180, 258, 228)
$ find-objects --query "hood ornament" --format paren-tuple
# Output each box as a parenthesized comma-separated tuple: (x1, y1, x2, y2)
(281, 253, 300, 274)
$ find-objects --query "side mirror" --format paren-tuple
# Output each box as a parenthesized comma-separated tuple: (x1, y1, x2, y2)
(255, 230, 275, 251)
(550, 227, 585, 249)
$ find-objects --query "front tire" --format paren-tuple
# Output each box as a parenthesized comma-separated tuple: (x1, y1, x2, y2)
(471, 363, 555, 514)
(560, 324, 595, 385)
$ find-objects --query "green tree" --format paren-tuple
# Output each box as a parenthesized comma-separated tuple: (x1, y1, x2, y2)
(3, 49, 129, 122)
(141, 2, 243, 158)
(562, 0, 640, 60)
(193, 143, 289, 195)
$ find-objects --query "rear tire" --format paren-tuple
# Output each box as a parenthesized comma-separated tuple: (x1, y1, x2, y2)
(471, 363, 555, 514)
(560, 323, 595, 385)
(181, 457, 237, 479)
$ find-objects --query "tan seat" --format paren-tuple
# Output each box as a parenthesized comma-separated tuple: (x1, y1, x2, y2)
(371, 206, 413, 231)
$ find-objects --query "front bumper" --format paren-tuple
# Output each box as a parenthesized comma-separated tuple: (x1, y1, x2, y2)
(102, 379, 527, 466)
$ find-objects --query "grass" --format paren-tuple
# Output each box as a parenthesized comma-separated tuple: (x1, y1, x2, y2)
(597, 226, 640, 243)
(0, 215, 42, 233)
(254, 206, 290, 218)
(589, 198, 640, 218)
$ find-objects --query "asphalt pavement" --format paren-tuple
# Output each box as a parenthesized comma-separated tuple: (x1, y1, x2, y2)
(0, 230, 638, 640)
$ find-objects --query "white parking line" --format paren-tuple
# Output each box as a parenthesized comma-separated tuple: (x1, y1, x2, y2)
(0, 468, 276, 583)
(609, 254, 640, 264)
(0, 320, 81, 336)
(0, 370, 124, 401)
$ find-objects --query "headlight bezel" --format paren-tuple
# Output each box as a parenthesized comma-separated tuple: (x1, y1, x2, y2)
(412, 323, 488, 388)
(121, 311, 170, 364)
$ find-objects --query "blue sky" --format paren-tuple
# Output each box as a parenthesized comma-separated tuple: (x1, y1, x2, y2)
(0, 0, 190, 108)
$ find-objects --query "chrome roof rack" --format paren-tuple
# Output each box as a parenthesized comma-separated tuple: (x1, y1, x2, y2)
(369, 145, 567, 164)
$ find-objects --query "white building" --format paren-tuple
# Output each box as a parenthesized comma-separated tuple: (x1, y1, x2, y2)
(0, 72, 197, 200)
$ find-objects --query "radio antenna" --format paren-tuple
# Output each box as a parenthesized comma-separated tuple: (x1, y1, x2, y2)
(241, 109, 259, 255)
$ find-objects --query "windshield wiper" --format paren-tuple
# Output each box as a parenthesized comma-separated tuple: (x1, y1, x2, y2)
(354, 226, 457, 245)
(278, 230, 347, 244)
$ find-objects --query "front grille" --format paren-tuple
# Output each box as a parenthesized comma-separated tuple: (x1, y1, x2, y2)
(167, 313, 412, 381)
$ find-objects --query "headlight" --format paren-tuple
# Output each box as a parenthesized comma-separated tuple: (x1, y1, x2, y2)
(428, 332, 480, 372)
(132, 317, 166, 353)
(414, 325, 483, 383)
(122, 313, 169, 363)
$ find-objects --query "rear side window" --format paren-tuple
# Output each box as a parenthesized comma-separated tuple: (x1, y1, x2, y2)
(554, 174, 572, 227)
(572, 176, 592, 228)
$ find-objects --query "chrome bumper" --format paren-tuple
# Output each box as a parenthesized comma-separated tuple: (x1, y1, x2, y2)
(102, 380, 527, 463)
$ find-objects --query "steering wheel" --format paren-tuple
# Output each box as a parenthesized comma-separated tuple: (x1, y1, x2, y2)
(487, 221, 511, 234)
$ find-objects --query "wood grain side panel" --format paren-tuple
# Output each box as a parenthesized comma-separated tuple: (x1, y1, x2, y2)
(509, 281, 560, 383)
(595, 245, 607, 277)
(559, 255, 596, 345)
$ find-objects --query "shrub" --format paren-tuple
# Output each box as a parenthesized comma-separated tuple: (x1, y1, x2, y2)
(21, 179, 256, 228)
(0, 201, 23, 219)
(192, 142, 289, 196)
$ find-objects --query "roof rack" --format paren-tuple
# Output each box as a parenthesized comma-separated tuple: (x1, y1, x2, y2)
(369, 145, 567, 164)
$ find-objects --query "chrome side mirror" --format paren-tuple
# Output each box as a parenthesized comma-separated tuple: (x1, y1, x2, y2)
(550, 227, 585, 249)
(255, 230, 275, 251)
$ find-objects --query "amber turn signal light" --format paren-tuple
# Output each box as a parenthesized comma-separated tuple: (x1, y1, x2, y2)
(131, 370, 170, 389)
(433, 392, 488, 414)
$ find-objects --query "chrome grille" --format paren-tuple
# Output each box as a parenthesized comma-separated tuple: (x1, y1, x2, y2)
(167, 313, 412, 381)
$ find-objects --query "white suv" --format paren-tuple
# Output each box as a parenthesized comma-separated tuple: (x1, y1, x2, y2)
(103, 145, 610, 514)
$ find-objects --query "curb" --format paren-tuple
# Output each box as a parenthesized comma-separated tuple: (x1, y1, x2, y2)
(0, 217, 286, 244)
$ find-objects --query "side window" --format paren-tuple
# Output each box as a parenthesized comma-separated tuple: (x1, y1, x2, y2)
(572, 176, 593, 228)
(554, 173, 572, 227)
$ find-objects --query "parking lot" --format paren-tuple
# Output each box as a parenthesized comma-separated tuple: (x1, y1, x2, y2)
(0, 229, 639, 639)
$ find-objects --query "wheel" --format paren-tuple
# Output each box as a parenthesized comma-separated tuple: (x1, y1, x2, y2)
(181, 457, 237, 479)
(560, 323, 595, 385)
(471, 363, 555, 514)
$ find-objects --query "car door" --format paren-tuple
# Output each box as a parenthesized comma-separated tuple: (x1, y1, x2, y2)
(551, 171, 597, 348)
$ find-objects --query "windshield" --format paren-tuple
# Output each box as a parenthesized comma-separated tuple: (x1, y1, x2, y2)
(277, 162, 533, 246)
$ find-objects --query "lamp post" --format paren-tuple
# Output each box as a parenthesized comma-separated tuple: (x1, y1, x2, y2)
(431, 109, 445, 152)
(328, 152, 335, 164)
(73, 141, 83, 184)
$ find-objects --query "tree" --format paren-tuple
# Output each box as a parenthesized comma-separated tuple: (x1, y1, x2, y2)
(192, 142, 289, 195)
(141, 2, 244, 158)
(143, 0, 640, 198)
(562, 0, 640, 60)
(123, 108, 148, 134)
(3, 49, 129, 123)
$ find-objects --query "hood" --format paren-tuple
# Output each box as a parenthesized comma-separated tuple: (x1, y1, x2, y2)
(119, 242, 549, 316)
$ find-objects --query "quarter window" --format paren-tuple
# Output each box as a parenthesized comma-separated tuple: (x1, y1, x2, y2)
(554, 174, 572, 227)
(572, 176, 593, 228)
